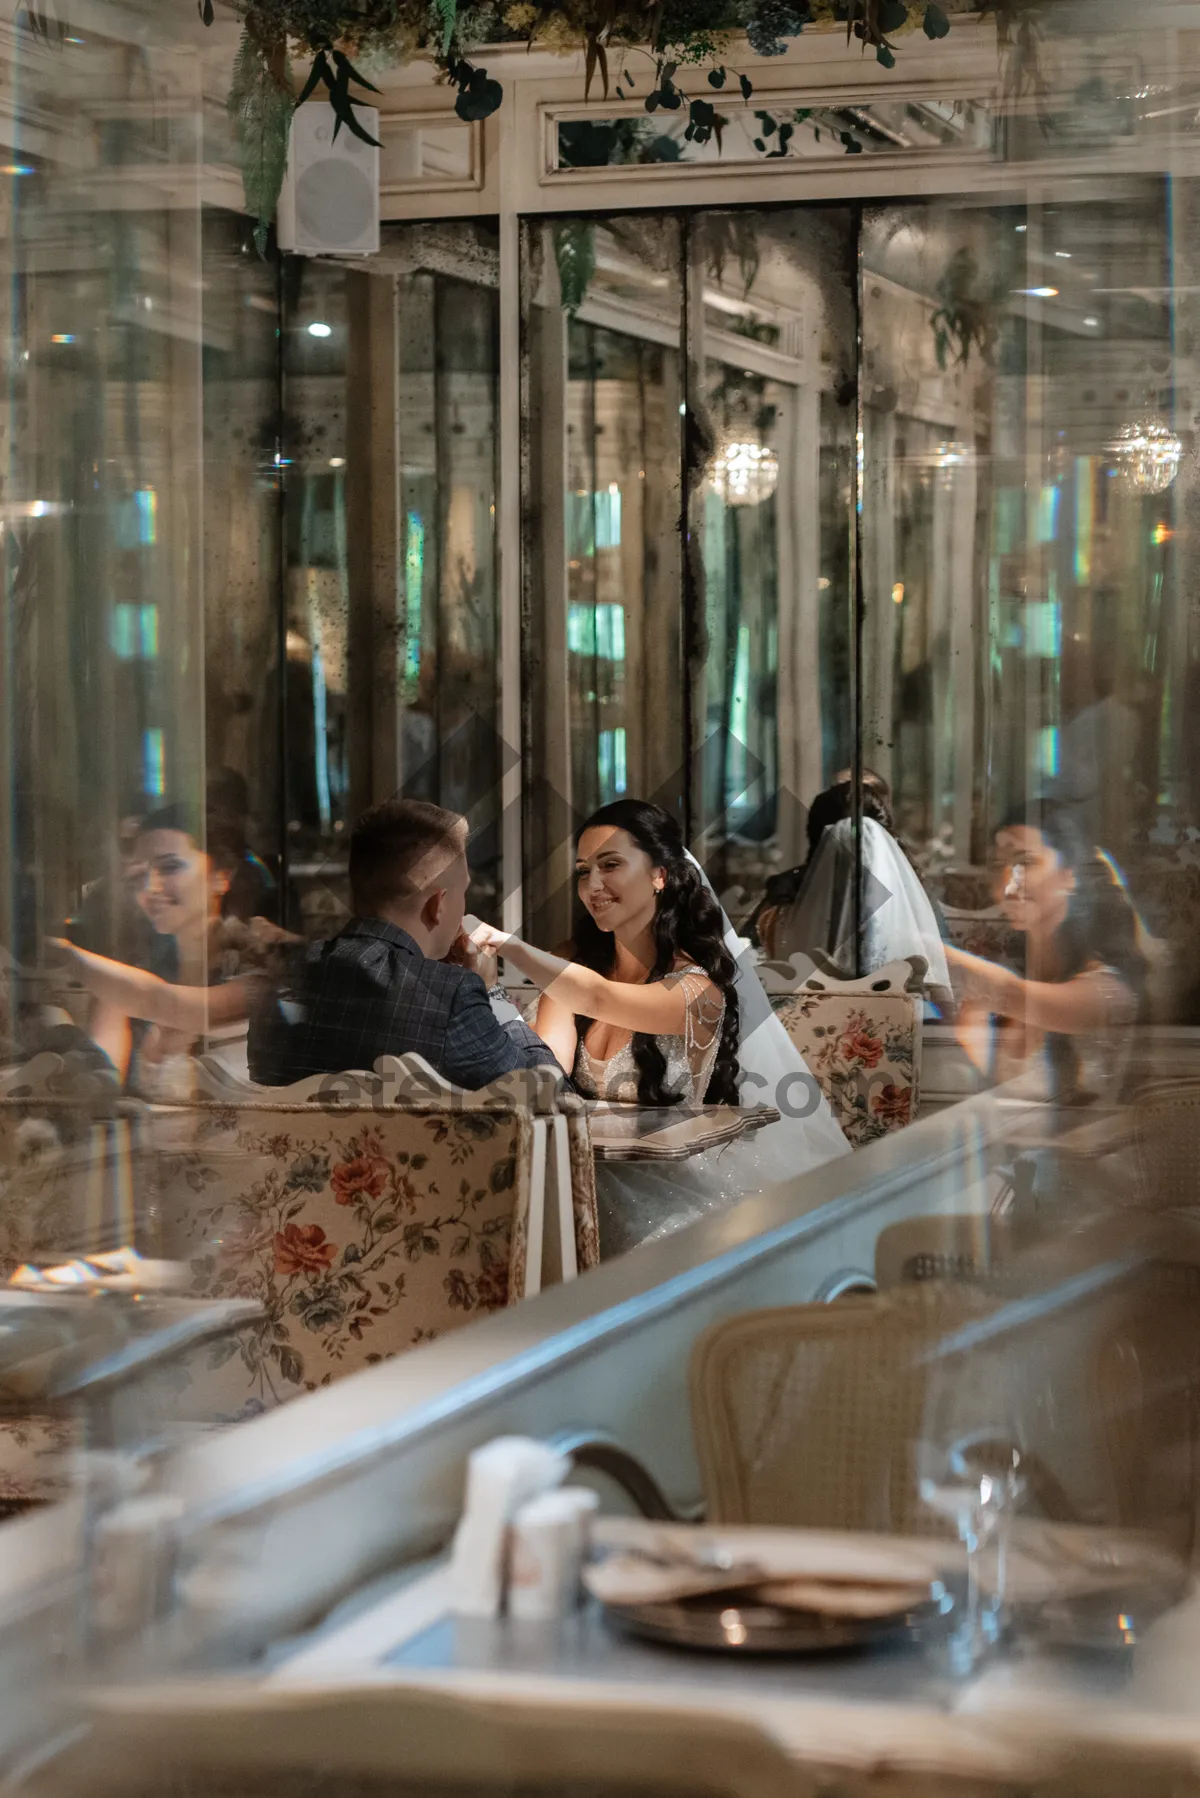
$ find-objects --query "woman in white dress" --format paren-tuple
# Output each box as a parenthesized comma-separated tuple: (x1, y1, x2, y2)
(470, 799, 849, 1257)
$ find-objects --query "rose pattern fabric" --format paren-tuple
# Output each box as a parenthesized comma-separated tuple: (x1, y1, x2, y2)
(0, 1103, 122, 1505)
(274, 1221, 338, 1276)
(0, 1412, 75, 1507)
(153, 1105, 541, 1416)
(0, 1103, 123, 1277)
(771, 993, 920, 1149)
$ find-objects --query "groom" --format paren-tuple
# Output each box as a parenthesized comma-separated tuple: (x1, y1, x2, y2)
(248, 799, 561, 1088)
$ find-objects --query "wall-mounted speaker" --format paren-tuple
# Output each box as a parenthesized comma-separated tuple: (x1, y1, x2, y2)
(277, 101, 381, 257)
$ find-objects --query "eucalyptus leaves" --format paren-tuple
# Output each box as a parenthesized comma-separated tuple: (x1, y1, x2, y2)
(202, 1, 982, 249)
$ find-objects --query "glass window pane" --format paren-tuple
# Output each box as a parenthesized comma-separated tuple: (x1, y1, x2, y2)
(522, 215, 684, 948)
(689, 208, 857, 912)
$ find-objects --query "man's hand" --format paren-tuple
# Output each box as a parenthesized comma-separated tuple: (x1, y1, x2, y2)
(444, 929, 498, 989)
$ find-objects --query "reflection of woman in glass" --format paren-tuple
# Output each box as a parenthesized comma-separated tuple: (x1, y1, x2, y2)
(946, 804, 1145, 1103)
(55, 804, 279, 1087)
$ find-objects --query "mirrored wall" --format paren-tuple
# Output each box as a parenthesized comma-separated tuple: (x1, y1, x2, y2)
(521, 187, 1200, 1021)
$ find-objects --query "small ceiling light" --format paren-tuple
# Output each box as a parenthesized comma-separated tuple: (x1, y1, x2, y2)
(1015, 223, 1027, 233)
(1055, 250, 1071, 259)
(1015, 286, 1059, 299)
(892, 582, 905, 605)
(329, 457, 346, 468)
(1084, 316, 1099, 327)
(307, 321, 332, 338)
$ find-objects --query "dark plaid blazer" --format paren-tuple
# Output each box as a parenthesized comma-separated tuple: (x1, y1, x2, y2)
(248, 917, 561, 1090)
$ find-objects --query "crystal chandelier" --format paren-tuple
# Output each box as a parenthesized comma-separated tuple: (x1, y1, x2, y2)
(1108, 419, 1181, 496)
(710, 433, 779, 507)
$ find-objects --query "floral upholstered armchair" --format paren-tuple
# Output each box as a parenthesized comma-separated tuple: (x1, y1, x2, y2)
(149, 1058, 599, 1423)
(0, 1084, 139, 1511)
(759, 957, 924, 1150)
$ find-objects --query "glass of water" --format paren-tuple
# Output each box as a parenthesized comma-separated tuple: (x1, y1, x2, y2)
(916, 1383, 1025, 1675)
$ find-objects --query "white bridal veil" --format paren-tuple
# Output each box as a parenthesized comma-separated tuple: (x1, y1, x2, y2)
(687, 852, 851, 1170)
(773, 817, 951, 995)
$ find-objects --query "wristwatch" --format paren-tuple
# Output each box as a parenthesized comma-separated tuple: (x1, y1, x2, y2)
(487, 987, 524, 1027)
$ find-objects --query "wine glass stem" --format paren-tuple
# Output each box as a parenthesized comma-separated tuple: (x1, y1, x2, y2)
(959, 1512, 987, 1671)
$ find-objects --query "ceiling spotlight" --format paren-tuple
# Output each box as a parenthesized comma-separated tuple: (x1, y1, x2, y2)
(1015, 286, 1059, 299)
(307, 321, 332, 338)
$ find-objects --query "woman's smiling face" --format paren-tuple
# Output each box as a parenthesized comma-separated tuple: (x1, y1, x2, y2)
(992, 823, 1075, 934)
(134, 828, 229, 941)
(576, 826, 663, 935)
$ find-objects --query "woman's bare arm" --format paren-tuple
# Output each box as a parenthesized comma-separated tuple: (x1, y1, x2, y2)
(534, 992, 579, 1074)
(471, 924, 710, 1038)
(87, 1003, 133, 1080)
(48, 940, 252, 1033)
(945, 944, 1135, 1034)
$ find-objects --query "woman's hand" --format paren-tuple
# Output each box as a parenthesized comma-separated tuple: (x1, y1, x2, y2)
(44, 937, 84, 975)
(466, 918, 511, 957)
(247, 916, 303, 948)
(944, 942, 1013, 1006)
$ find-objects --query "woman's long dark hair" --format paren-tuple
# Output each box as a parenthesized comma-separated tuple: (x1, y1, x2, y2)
(998, 802, 1145, 996)
(571, 799, 741, 1106)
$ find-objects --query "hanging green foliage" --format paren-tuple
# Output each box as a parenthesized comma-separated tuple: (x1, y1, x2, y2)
(552, 218, 597, 314)
(929, 245, 1003, 368)
(228, 27, 295, 253)
(193, 2, 1001, 248)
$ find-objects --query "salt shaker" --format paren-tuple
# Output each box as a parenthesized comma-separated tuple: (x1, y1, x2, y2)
(508, 1487, 599, 1621)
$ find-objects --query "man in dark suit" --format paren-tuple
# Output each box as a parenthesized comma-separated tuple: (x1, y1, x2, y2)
(249, 799, 560, 1088)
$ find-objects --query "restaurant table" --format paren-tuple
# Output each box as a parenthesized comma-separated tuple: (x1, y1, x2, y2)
(264, 1535, 1200, 1788)
(584, 1102, 781, 1163)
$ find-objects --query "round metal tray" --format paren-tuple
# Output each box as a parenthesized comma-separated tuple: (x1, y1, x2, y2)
(601, 1587, 948, 1655)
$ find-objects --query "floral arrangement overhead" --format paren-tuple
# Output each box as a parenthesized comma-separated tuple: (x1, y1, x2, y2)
(199, 1, 1036, 248)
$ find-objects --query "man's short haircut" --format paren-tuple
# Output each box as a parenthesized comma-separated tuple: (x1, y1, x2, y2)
(349, 799, 467, 915)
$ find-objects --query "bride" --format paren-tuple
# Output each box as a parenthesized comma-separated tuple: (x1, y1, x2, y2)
(469, 798, 849, 1257)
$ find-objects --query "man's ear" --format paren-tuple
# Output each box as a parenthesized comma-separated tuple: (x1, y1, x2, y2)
(420, 887, 446, 932)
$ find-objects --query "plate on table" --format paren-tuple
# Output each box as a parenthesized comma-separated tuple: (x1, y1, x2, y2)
(601, 1583, 952, 1656)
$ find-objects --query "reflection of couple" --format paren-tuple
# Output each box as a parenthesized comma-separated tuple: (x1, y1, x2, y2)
(56, 794, 848, 1257)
